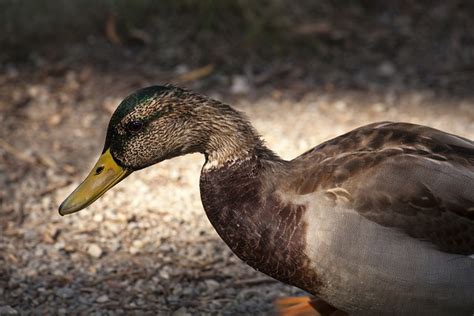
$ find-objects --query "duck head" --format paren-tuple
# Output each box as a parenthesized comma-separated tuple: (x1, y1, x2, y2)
(59, 85, 260, 215)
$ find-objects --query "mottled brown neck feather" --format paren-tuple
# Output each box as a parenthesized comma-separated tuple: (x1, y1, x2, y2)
(195, 101, 279, 169)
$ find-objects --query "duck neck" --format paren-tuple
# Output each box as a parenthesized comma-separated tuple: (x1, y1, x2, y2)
(199, 103, 278, 170)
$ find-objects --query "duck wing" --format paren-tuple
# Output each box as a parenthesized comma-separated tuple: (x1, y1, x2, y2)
(291, 122, 474, 255)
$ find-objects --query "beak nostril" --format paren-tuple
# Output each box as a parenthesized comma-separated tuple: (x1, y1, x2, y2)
(95, 166, 105, 175)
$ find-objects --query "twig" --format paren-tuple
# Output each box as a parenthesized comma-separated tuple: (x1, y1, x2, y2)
(35, 180, 73, 197)
(175, 64, 214, 83)
(105, 12, 122, 45)
(0, 137, 36, 164)
(0, 137, 76, 175)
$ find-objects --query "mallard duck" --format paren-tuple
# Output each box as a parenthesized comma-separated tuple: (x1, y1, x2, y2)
(59, 85, 474, 315)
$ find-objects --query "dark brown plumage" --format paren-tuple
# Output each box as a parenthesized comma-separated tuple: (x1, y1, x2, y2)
(200, 154, 322, 293)
(60, 85, 474, 315)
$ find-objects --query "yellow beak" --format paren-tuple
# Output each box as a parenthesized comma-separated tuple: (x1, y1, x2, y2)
(59, 149, 131, 215)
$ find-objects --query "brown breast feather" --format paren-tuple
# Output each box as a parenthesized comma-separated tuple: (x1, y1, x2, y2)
(200, 156, 323, 294)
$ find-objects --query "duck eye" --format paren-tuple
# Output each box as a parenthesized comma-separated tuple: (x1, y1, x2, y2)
(127, 120, 143, 133)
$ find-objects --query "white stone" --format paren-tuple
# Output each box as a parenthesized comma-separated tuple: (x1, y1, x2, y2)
(96, 295, 109, 303)
(230, 75, 250, 94)
(87, 244, 103, 258)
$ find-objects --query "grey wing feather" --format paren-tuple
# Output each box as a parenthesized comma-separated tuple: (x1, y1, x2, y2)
(351, 154, 474, 255)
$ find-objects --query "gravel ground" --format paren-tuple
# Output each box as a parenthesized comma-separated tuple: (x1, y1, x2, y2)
(1, 62, 473, 315)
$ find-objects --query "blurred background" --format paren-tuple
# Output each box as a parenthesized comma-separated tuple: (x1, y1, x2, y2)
(1, 1, 474, 315)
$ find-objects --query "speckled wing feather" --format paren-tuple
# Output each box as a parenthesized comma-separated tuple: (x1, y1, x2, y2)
(291, 122, 474, 255)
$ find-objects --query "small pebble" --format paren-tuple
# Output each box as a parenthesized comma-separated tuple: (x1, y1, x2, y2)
(0, 305, 19, 315)
(129, 246, 139, 255)
(172, 307, 190, 316)
(87, 244, 103, 258)
(230, 75, 250, 94)
(93, 214, 104, 222)
(159, 270, 170, 280)
(205, 279, 220, 292)
(56, 287, 74, 299)
(96, 295, 109, 303)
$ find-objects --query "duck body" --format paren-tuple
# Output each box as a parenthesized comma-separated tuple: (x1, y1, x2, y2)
(200, 122, 474, 315)
(59, 86, 474, 315)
